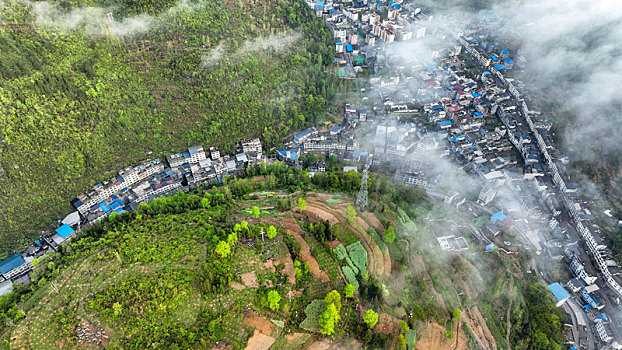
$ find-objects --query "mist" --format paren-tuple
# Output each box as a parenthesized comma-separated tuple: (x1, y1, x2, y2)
(494, 0, 622, 161)
(29, 1, 155, 36)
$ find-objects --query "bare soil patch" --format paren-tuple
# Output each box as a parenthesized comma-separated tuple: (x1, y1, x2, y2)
(362, 211, 384, 233)
(373, 312, 401, 335)
(244, 330, 276, 350)
(276, 255, 296, 285)
(243, 310, 274, 335)
(304, 205, 340, 225)
(263, 259, 276, 273)
(230, 281, 246, 291)
(415, 321, 469, 350)
(241, 271, 259, 288)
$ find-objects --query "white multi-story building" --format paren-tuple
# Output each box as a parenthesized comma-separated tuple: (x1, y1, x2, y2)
(240, 138, 262, 155)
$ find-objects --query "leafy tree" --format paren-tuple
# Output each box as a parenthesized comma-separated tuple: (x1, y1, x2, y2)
(298, 198, 307, 211)
(215, 241, 231, 258)
(113, 302, 123, 317)
(384, 226, 395, 243)
(267, 225, 277, 239)
(363, 309, 378, 329)
(252, 206, 260, 218)
(345, 205, 356, 224)
(201, 197, 211, 208)
(452, 308, 462, 321)
(267, 290, 281, 311)
(324, 290, 341, 312)
(399, 320, 409, 334)
(397, 334, 407, 350)
(318, 303, 339, 335)
(344, 284, 355, 298)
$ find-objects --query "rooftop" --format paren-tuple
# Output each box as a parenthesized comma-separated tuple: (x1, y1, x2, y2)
(0, 254, 25, 275)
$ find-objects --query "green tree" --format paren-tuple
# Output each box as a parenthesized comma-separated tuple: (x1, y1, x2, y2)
(399, 320, 409, 334)
(397, 334, 407, 350)
(201, 197, 210, 208)
(384, 226, 395, 243)
(324, 290, 342, 312)
(267, 225, 277, 239)
(252, 206, 260, 218)
(452, 308, 462, 322)
(113, 302, 123, 317)
(267, 290, 281, 311)
(215, 241, 231, 258)
(344, 284, 355, 298)
(318, 303, 339, 335)
(298, 198, 307, 211)
(363, 309, 378, 329)
(345, 205, 356, 224)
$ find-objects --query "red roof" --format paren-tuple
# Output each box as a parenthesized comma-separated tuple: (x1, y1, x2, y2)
(457, 90, 465, 95)
(454, 84, 462, 89)
(447, 106, 461, 112)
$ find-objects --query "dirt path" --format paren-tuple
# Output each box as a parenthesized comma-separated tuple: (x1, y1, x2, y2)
(283, 217, 330, 283)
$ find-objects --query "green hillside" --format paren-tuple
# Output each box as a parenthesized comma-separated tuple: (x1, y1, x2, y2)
(0, 0, 340, 256)
(0, 165, 565, 349)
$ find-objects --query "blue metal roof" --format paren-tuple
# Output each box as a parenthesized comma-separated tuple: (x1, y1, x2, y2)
(55, 224, 74, 238)
(437, 121, 452, 126)
(505, 57, 513, 64)
(491, 211, 507, 222)
(0, 254, 25, 275)
(548, 282, 570, 303)
(346, 44, 353, 52)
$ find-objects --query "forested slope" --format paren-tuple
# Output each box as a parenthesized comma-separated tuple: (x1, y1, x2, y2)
(0, 0, 340, 255)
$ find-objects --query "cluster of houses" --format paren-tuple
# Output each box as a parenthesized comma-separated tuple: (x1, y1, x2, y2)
(451, 17, 622, 349)
(0, 138, 265, 296)
(310, 0, 430, 78)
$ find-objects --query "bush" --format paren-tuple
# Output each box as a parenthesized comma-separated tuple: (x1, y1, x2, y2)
(341, 266, 359, 293)
(346, 241, 368, 277)
(333, 244, 347, 260)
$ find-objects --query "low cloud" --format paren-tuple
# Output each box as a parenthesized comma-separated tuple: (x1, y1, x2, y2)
(29, 1, 155, 36)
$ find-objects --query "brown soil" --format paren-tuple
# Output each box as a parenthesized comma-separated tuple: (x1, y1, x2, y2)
(263, 259, 276, 273)
(462, 307, 497, 350)
(373, 312, 401, 335)
(241, 271, 259, 288)
(362, 211, 384, 233)
(304, 205, 340, 225)
(415, 321, 470, 350)
(276, 255, 296, 285)
(244, 330, 276, 350)
(306, 339, 331, 350)
(283, 217, 330, 283)
(243, 310, 274, 335)
(230, 282, 246, 291)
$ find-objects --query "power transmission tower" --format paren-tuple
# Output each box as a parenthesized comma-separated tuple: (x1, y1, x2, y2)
(356, 166, 369, 210)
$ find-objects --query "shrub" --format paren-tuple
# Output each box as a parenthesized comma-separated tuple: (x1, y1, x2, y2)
(341, 266, 359, 293)
(346, 241, 368, 277)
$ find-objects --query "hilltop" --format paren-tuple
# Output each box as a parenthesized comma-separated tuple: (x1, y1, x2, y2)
(0, 0, 340, 255)
(0, 165, 564, 349)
